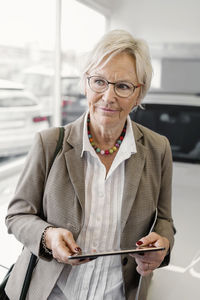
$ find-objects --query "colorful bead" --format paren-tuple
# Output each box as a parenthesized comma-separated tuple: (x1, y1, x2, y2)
(87, 114, 127, 156)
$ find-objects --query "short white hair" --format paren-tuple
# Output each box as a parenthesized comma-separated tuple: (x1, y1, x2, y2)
(81, 29, 153, 103)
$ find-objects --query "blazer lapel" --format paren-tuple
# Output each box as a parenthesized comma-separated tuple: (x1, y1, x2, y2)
(63, 117, 147, 231)
(121, 123, 147, 232)
(64, 116, 86, 210)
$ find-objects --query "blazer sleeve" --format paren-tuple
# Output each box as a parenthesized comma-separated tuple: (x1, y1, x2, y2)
(5, 129, 59, 259)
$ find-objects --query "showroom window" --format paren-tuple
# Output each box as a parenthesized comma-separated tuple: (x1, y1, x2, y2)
(0, 0, 105, 279)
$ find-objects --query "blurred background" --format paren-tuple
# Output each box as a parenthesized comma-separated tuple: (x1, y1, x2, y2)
(0, 1, 199, 299)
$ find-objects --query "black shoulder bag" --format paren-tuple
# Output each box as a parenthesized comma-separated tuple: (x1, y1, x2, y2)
(0, 127, 65, 300)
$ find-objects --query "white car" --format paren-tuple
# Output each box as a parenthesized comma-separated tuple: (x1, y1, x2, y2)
(0, 79, 49, 157)
(21, 66, 86, 125)
(130, 93, 200, 299)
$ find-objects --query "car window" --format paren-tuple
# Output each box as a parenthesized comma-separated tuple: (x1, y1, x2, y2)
(0, 96, 37, 107)
(131, 104, 200, 163)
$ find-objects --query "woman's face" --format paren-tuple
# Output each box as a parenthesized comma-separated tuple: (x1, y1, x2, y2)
(85, 52, 141, 128)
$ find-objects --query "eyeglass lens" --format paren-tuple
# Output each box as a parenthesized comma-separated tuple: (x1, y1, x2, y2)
(89, 76, 135, 97)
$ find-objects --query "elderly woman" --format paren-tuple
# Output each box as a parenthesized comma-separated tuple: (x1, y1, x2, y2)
(5, 29, 175, 300)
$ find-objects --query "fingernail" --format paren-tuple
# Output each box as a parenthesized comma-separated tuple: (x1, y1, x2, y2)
(136, 241, 143, 246)
(75, 247, 82, 252)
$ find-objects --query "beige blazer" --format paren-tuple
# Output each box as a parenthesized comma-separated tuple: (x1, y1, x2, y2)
(5, 114, 175, 300)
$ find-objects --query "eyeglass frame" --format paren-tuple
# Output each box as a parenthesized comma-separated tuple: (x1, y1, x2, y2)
(87, 75, 143, 98)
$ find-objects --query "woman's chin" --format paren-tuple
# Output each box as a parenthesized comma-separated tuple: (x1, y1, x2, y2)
(93, 114, 124, 129)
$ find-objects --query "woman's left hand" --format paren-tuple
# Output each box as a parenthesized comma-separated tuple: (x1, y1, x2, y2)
(130, 232, 170, 276)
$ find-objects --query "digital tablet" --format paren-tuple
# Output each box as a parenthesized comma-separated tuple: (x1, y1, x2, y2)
(68, 246, 165, 260)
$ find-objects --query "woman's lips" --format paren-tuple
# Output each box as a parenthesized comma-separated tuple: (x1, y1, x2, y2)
(97, 106, 120, 112)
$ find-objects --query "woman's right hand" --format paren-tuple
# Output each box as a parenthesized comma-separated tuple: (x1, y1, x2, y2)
(45, 227, 89, 266)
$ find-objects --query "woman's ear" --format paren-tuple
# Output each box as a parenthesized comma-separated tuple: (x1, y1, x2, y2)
(134, 98, 139, 107)
(130, 98, 139, 112)
(84, 76, 87, 96)
(135, 95, 141, 107)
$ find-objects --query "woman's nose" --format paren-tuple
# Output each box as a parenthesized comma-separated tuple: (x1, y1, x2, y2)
(102, 84, 117, 102)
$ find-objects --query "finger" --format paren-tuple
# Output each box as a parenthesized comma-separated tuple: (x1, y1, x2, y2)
(136, 264, 153, 277)
(68, 258, 89, 265)
(136, 232, 161, 247)
(129, 252, 144, 259)
(62, 230, 82, 254)
(52, 239, 79, 263)
(134, 256, 151, 266)
(133, 251, 158, 261)
(66, 257, 93, 266)
(46, 228, 82, 255)
(137, 259, 157, 269)
(134, 250, 162, 265)
(134, 254, 161, 272)
(52, 242, 72, 262)
(77, 258, 92, 265)
(130, 249, 157, 260)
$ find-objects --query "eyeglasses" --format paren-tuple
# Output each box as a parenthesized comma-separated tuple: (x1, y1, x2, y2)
(87, 76, 142, 98)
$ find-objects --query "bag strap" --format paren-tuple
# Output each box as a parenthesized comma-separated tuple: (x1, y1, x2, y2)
(47, 126, 65, 176)
(19, 254, 37, 300)
(19, 127, 65, 300)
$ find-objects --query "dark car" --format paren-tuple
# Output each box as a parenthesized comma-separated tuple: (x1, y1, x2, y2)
(130, 92, 200, 163)
(130, 92, 200, 300)
(61, 76, 87, 125)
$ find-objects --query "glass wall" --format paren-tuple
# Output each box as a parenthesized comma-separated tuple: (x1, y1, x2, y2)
(0, 0, 105, 280)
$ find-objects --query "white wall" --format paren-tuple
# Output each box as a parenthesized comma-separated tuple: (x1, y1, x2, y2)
(109, 0, 200, 44)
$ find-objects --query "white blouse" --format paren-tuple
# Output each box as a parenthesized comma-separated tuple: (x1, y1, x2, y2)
(48, 114, 137, 300)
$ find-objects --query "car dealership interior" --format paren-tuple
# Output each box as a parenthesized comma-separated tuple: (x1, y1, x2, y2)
(0, 1, 199, 299)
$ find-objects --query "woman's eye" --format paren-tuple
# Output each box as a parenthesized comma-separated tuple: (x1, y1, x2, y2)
(117, 83, 131, 90)
(95, 79, 106, 86)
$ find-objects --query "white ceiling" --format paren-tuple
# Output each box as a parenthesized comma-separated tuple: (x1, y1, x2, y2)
(76, 0, 200, 46)
(76, 0, 114, 17)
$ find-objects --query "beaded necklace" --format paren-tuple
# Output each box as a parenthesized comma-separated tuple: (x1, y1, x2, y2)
(87, 114, 127, 155)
